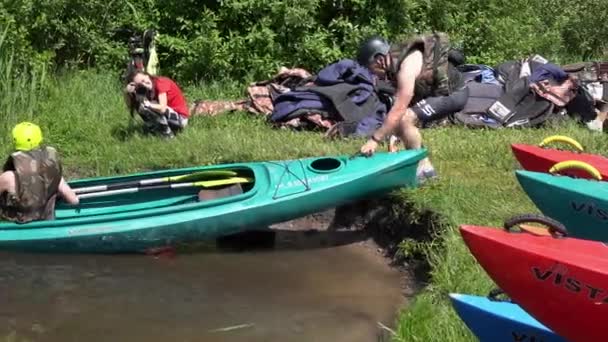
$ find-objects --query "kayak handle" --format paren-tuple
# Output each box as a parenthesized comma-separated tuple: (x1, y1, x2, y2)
(538, 135, 584, 152)
(503, 213, 568, 238)
(549, 160, 602, 180)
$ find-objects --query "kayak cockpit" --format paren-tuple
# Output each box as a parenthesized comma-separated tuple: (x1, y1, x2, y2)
(53, 167, 257, 220)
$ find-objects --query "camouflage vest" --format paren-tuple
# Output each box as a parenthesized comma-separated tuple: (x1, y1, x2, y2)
(0, 146, 62, 223)
(390, 32, 460, 102)
(562, 61, 608, 83)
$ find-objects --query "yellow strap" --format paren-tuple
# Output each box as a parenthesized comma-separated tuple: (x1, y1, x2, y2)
(549, 160, 602, 180)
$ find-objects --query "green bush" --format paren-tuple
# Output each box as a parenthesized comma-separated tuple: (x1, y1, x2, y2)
(2, 0, 608, 83)
(0, 25, 47, 129)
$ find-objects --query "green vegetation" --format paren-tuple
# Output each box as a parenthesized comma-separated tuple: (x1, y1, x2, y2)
(0, 70, 359, 175)
(3, 0, 608, 82)
(3, 1, 608, 340)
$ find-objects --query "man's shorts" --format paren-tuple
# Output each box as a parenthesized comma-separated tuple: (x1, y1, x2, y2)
(410, 87, 469, 124)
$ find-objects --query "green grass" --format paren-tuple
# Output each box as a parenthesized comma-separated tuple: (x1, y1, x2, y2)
(0, 70, 360, 177)
(393, 123, 608, 341)
(0, 26, 46, 123)
(3, 69, 608, 341)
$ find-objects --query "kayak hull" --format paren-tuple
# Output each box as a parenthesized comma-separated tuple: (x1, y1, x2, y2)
(449, 293, 567, 342)
(0, 149, 426, 253)
(516, 170, 608, 242)
(511, 143, 608, 180)
(459, 225, 608, 342)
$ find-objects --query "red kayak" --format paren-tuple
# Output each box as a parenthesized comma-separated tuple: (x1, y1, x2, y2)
(511, 143, 608, 180)
(460, 224, 608, 342)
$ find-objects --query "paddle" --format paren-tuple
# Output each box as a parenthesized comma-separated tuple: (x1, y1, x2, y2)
(77, 176, 253, 200)
(73, 170, 238, 195)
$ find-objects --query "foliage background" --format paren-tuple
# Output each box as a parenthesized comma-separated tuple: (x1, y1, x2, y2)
(3, 0, 608, 84)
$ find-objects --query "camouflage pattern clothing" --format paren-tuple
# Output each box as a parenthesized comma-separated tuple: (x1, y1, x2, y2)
(189, 67, 313, 118)
(562, 61, 608, 84)
(562, 61, 608, 110)
(188, 67, 341, 133)
(389, 32, 463, 102)
(190, 100, 249, 116)
(0, 146, 62, 223)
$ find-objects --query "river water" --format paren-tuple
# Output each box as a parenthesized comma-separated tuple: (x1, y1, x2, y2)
(0, 212, 408, 342)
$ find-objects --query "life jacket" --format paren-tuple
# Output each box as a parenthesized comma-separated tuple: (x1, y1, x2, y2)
(389, 32, 463, 102)
(0, 146, 62, 223)
(495, 54, 549, 92)
(452, 56, 582, 129)
(457, 82, 505, 117)
(452, 76, 556, 129)
(485, 76, 556, 127)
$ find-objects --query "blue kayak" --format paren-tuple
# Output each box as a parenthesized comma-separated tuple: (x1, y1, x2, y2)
(449, 293, 567, 342)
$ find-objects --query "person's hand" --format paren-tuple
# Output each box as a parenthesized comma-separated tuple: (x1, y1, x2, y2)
(142, 99, 152, 108)
(360, 139, 379, 156)
(126, 82, 136, 93)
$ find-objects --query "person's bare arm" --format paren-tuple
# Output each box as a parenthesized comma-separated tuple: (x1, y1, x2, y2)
(372, 50, 423, 140)
(0, 171, 15, 195)
(145, 92, 168, 114)
(58, 177, 79, 205)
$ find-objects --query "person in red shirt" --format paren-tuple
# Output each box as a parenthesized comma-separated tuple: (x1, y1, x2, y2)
(124, 71, 190, 138)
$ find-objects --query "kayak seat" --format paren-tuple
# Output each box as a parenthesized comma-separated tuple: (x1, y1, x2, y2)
(198, 183, 244, 202)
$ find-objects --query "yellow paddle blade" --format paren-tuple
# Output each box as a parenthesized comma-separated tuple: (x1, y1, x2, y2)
(193, 177, 253, 188)
(539, 135, 584, 152)
(549, 160, 602, 180)
(164, 170, 239, 183)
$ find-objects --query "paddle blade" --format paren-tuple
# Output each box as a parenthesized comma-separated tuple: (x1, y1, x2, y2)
(167, 170, 239, 182)
(193, 177, 253, 188)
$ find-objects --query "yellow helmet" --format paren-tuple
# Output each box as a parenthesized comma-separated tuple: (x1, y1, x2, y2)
(12, 122, 43, 151)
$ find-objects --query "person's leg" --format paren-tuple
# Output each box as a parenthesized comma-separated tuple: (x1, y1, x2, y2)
(587, 102, 608, 132)
(396, 108, 436, 180)
(397, 87, 469, 181)
(137, 106, 173, 136)
(165, 107, 189, 134)
(137, 104, 188, 138)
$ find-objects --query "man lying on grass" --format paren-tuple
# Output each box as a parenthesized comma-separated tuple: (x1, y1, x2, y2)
(0, 122, 79, 223)
(124, 71, 190, 139)
(357, 32, 466, 183)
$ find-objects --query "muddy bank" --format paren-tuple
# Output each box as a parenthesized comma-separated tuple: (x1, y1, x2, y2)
(217, 194, 440, 303)
(265, 195, 439, 286)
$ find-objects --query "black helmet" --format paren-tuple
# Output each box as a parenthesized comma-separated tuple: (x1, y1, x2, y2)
(357, 36, 390, 66)
(448, 48, 466, 66)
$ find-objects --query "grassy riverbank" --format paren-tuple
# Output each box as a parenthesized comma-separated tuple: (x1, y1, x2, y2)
(391, 122, 605, 341)
(3, 70, 605, 341)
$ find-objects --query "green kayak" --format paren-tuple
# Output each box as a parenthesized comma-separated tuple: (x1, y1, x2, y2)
(516, 169, 608, 242)
(0, 149, 426, 253)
